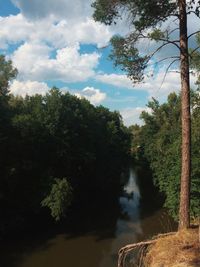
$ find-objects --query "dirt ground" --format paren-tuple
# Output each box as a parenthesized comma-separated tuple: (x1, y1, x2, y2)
(144, 227, 200, 267)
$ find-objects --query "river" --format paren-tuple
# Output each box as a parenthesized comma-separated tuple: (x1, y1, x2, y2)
(0, 167, 176, 267)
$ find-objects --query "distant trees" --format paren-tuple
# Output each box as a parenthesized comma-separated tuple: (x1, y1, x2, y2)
(130, 91, 200, 220)
(0, 55, 17, 165)
(0, 55, 17, 97)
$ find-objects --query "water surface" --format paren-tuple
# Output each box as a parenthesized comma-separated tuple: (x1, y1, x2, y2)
(0, 167, 176, 267)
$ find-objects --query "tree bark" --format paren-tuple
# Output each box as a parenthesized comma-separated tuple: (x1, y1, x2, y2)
(178, 0, 191, 229)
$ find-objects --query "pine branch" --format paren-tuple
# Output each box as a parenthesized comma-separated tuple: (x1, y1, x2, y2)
(139, 33, 180, 50)
(187, 31, 200, 40)
(166, 27, 180, 37)
(150, 56, 180, 66)
(187, 10, 200, 18)
(158, 59, 180, 91)
(147, 43, 180, 63)
(189, 46, 200, 58)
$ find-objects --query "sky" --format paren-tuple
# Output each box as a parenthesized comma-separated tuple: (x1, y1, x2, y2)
(0, 0, 199, 125)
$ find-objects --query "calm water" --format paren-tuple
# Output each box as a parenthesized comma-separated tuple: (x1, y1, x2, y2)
(0, 167, 176, 267)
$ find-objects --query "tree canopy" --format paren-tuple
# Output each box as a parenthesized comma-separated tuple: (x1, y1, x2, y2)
(0, 56, 131, 234)
(130, 90, 200, 220)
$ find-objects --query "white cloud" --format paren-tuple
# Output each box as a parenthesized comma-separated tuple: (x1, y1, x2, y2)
(0, 14, 32, 49)
(95, 71, 180, 97)
(12, 0, 93, 21)
(0, 11, 111, 85)
(96, 69, 197, 101)
(95, 73, 133, 89)
(120, 107, 151, 126)
(135, 71, 181, 98)
(136, 69, 197, 100)
(10, 80, 50, 97)
(0, 14, 112, 49)
(11, 42, 100, 82)
(75, 86, 106, 105)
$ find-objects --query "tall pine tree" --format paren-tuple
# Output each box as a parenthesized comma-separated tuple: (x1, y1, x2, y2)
(92, 0, 200, 229)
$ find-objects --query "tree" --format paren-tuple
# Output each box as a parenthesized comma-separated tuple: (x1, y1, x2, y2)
(129, 124, 143, 160)
(0, 55, 17, 191)
(0, 55, 17, 126)
(0, 79, 131, 232)
(137, 91, 200, 220)
(41, 178, 73, 221)
(92, 0, 200, 229)
(0, 55, 17, 97)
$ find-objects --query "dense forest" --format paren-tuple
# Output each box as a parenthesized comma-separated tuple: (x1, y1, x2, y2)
(1, 52, 200, 237)
(130, 90, 200, 220)
(0, 55, 131, 235)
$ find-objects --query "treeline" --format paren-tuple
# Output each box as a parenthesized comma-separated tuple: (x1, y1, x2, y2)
(0, 56, 131, 234)
(130, 91, 200, 220)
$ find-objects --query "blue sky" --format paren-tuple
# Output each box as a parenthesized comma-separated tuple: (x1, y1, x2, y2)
(0, 0, 198, 125)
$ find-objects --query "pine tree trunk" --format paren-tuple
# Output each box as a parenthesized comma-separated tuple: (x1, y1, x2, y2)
(178, 0, 191, 229)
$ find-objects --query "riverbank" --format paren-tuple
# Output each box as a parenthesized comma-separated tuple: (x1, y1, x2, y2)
(144, 227, 200, 267)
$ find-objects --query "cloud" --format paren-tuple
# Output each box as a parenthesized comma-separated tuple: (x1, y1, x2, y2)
(95, 71, 181, 98)
(0, 14, 32, 49)
(0, 14, 112, 49)
(120, 107, 151, 126)
(136, 69, 197, 100)
(11, 42, 100, 82)
(75, 87, 106, 105)
(12, 0, 93, 21)
(95, 73, 133, 89)
(95, 71, 178, 96)
(10, 80, 50, 96)
(96, 69, 197, 101)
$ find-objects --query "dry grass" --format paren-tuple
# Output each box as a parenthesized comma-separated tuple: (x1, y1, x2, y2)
(144, 227, 200, 267)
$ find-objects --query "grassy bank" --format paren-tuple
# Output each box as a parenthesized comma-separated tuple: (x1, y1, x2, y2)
(144, 227, 200, 267)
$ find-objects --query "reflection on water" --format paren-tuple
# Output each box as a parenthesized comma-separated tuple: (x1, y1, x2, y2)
(100, 169, 142, 267)
(0, 167, 176, 267)
(118, 168, 141, 233)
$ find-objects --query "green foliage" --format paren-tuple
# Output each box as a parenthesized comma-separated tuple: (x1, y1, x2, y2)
(136, 91, 200, 219)
(0, 55, 17, 130)
(0, 60, 131, 230)
(41, 178, 72, 221)
(92, 1, 177, 29)
(0, 55, 17, 96)
(110, 35, 149, 83)
(190, 89, 200, 218)
(0, 57, 18, 210)
(92, 0, 121, 25)
(148, 29, 166, 41)
(129, 124, 143, 160)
